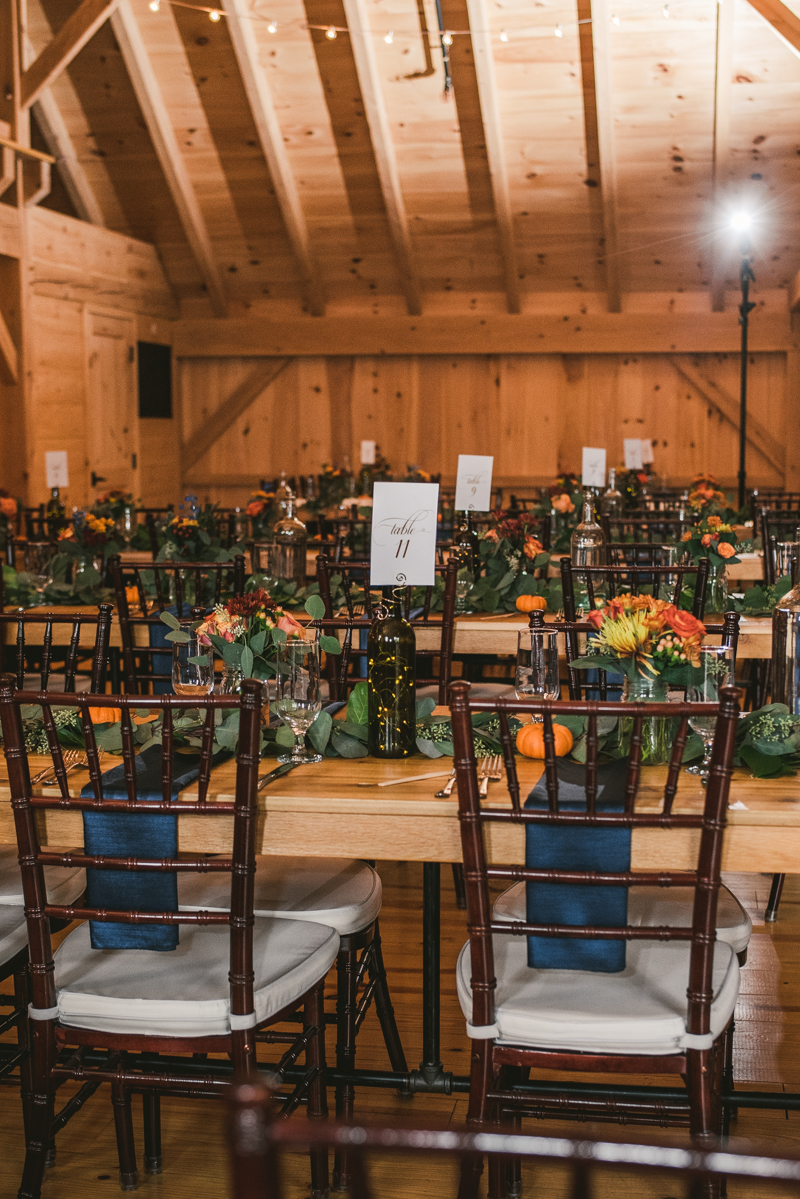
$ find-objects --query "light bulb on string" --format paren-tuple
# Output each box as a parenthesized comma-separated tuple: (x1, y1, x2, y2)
(442, 30, 453, 45)
(149, 0, 160, 11)
(554, 22, 563, 36)
(499, 27, 509, 41)
(209, 8, 221, 20)
(325, 24, 337, 37)
(384, 29, 393, 42)
(662, 3, 669, 16)
(267, 19, 277, 31)
(611, 13, 620, 24)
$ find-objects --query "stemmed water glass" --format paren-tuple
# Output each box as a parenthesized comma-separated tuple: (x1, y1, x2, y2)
(275, 639, 323, 765)
(515, 629, 560, 719)
(686, 644, 734, 780)
(172, 634, 214, 696)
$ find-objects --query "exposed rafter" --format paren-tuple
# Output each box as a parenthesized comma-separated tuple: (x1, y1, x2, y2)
(340, 0, 421, 315)
(110, 0, 227, 317)
(576, 0, 621, 313)
(746, 0, 800, 59)
(21, 0, 118, 110)
(220, 0, 325, 316)
(463, 0, 520, 314)
(710, 0, 734, 312)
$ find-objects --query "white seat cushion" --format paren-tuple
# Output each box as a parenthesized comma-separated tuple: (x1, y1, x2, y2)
(0, 846, 85, 908)
(416, 683, 515, 701)
(456, 935, 739, 1055)
(0, 907, 28, 967)
(493, 882, 752, 956)
(53, 917, 339, 1038)
(177, 857, 382, 937)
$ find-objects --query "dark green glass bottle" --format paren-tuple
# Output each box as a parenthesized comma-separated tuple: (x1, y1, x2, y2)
(453, 511, 480, 573)
(368, 593, 416, 758)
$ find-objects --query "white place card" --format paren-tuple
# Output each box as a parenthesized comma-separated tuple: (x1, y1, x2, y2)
(455, 454, 493, 511)
(370, 481, 440, 587)
(45, 451, 69, 489)
(623, 439, 643, 470)
(360, 439, 376, 465)
(640, 438, 654, 465)
(581, 447, 606, 489)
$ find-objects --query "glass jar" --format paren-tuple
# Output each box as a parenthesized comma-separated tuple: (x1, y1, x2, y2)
(270, 494, 308, 588)
(219, 664, 244, 695)
(600, 469, 624, 521)
(620, 675, 673, 765)
(707, 564, 728, 615)
(570, 488, 605, 568)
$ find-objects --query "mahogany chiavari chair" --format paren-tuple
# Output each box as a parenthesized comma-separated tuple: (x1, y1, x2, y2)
(0, 678, 336, 1198)
(600, 511, 690, 544)
(0, 605, 113, 694)
(450, 680, 741, 1199)
(560, 556, 710, 622)
(758, 508, 800, 585)
(750, 488, 800, 521)
(108, 554, 246, 693)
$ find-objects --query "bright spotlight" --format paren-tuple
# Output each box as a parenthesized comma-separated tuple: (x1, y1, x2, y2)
(731, 213, 752, 232)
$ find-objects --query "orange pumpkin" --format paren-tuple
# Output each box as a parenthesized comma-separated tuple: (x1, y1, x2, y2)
(88, 707, 122, 724)
(516, 721, 573, 759)
(516, 594, 547, 613)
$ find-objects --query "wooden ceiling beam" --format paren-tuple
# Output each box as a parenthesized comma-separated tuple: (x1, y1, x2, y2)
(220, 0, 325, 316)
(110, 0, 227, 317)
(340, 0, 421, 315)
(710, 0, 734, 313)
(576, 0, 621, 313)
(464, 0, 520, 314)
(745, 0, 800, 59)
(20, 0, 119, 109)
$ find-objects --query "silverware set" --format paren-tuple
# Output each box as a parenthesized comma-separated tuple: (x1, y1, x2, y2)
(30, 750, 105, 788)
(435, 754, 504, 798)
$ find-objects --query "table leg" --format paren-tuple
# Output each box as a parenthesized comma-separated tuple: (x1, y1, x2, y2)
(419, 861, 444, 1086)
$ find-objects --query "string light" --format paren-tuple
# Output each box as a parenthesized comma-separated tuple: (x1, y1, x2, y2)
(442, 29, 453, 44)
(384, 29, 393, 42)
(209, 7, 221, 18)
(267, 18, 277, 31)
(325, 24, 337, 37)
(148, 0, 160, 10)
(611, 13, 620, 24)
(554, 22, 563, 36)
(499, 27, 509, 41)
(662, 3, 669, 16)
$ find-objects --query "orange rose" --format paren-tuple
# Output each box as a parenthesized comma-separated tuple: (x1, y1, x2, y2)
(681, 531, 691, 542)
(246, 500, 265, 518)
(586, 608, 605, 630)
(0, 496, 17, 518)
(522, 536, 544, 560)
(701, 534, 712, 547)
(552, 493, 574, 514)
(663, 607, 705, 640)
(276, 612, 305, 638)
(717, 541, 735, 559)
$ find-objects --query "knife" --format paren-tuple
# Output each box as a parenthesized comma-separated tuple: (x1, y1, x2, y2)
(257, 761, 301, 791)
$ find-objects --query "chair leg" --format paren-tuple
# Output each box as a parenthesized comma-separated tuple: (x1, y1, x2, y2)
(142, 1092, 162, 1175)
(765, 873, 785, 922)
(305, 982, 329, 1199)
(686, 1044, 725, 1199)
(334, 938, 359, 1191)
(111, 1072, 138, 1192)
(451, 863, 467, 910)
(18, 1021, 55, 1199)
(13, 969, 33, 1148)
(368, 920, 408, 1074)
(723, 1018, 737, 1133)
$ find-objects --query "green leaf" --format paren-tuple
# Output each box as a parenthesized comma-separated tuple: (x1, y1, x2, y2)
(307, 710, 332, 753)
(215, 725, 239, 750)
(320, 635, 343, 655)
(241, 646, 255, 678)
(305, 593, 326, 620)
(250, 629, 267, 655)
(416, 737, 444, 758)
(497, 570, 516, 591)
(682, 733, 704, 762)
(347, 682, 369, 726)
(552, 714, 586, 737)
(275, 725, 296, 748)
(160, 611, 181, 630)
(164, 629, 191, 644)
(337, 720, 369, 742)
(273, 627, 287, 644)
(416, 697, 436, 721)
(739, 742, 790, 778)
(331, 727, 369, 758)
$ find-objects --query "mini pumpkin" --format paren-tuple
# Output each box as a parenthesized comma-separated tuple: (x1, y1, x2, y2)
(87, 707, 122, 725)
(515, 594, 547, 613)
(516, 721, 573, 759)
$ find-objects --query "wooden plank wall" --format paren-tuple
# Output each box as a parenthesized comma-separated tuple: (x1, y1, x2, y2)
(179, 350, 788, 506)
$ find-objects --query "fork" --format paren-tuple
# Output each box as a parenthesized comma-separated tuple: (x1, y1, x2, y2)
(475, 756, 491, 799)
(37, 750, 104, 788)
(479, 755, 503, 799)
(435, 768, 457, 798)
(33, 750, 83, 787)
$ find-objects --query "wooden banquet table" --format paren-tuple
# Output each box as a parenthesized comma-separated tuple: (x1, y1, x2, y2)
(0, 750, 798, 1105)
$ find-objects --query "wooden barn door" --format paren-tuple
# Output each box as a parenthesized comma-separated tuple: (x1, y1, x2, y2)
(84, 309, 139, 497)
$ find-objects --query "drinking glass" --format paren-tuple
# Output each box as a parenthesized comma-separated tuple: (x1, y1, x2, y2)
(275, 639, 323, 765)
(776, 541, 800, 581)
(172, 635, 214, 696)
(19, 542, 54, 604)
(515, 629, 560, 719)
(686, 645, 734, 779)
(455, 565, 474, 614)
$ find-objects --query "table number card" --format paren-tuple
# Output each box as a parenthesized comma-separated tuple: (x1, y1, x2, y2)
(360, 440, 376, 465)
(581, 447, 606, 489)
(623, 439, 643, 470)
(640, 438, 654, 465)
(45, 451, 69, 489)
(370, 481, 440, 587)
(455, 454, 493, 511)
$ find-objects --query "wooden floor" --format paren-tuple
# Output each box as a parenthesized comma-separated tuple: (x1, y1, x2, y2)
(1, 867, 800, 1198)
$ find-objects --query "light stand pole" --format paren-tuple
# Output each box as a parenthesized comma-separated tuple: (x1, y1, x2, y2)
(737, 236, 756, 511)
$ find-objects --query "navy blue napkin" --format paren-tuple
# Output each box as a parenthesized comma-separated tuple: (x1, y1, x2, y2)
(81, 744, 208, 951)
(524, 756, 630, 973)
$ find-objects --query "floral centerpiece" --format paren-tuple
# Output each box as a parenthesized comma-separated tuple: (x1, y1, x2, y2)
(536, 472, 582, 551)
(681, 515, 739, 612)
(573, 594, 706, 763)
(688, 475, 731, 518)
(469, 510, 558, 613)
(157, 498, 233, 564)
(615, 468, 650, 508)
(246, 489, 277, 539)
(0, 489, 18, 564)
(44, 513, 122, 601)
(404, 465, 432, 483)
(92, 490, 134, 521)
(357, 446, 393, 496)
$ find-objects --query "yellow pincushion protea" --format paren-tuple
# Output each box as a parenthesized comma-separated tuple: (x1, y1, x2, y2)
(595, 608, 652, 658)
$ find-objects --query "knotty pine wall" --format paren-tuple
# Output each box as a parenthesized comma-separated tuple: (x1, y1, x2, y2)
(180, 351, 790, 507)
